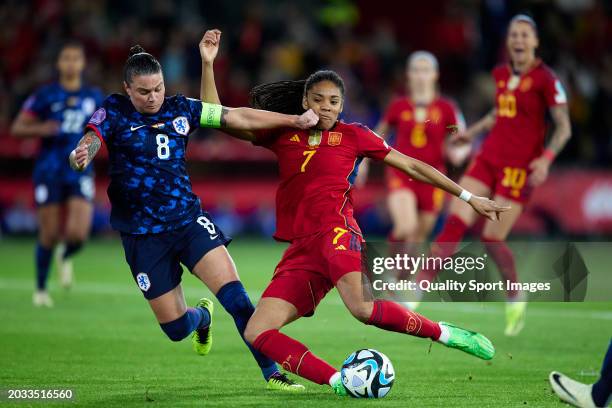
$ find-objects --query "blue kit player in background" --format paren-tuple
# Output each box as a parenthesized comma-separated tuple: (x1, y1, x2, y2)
(69, 42, 319, 391)
(11, 42, 103, 307)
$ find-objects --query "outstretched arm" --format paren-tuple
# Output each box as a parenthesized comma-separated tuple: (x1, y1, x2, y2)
(11, 111, 60, 139)
(384, 149, 510, 220)
(69, 130, 101, 172)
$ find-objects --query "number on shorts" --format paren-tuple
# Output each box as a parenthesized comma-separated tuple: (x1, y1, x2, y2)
(156, 134, 170, 159)
(197, 216, 216, 235)
(332, 227, 348, 245)
(502, 166, 527, 198)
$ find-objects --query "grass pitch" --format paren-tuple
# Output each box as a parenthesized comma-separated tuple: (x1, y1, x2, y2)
(0, 237, 610, 407)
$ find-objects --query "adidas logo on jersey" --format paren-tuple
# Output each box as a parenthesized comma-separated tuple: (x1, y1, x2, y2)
(290, 135, 300, 143)
(335, 245, 346, 250)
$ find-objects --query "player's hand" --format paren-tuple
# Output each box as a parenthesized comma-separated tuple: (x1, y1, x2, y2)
(70, 144, 89, 171)
(527, 156, 550, 186)
(200, 29, 221, 63)
(468, 195, 511, 221)
(295, 109, 319, 129)
(39, 120, 61, 137)
(449, 129, 472, 145)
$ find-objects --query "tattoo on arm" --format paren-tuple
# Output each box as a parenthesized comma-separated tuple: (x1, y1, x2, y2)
(547, 105, 571, 154)
(220, 107, 229, 127)
(79, 131, 101, 161)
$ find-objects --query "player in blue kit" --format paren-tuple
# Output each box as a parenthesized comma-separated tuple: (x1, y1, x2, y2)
(69, 44, 318, 391)
(11, 42, 103, 307)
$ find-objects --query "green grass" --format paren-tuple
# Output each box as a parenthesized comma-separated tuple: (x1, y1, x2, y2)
(0, 237, 610, 407)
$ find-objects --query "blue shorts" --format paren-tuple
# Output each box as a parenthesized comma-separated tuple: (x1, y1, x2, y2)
(120, 212, 231, 300)
(33, 175, 95, 207)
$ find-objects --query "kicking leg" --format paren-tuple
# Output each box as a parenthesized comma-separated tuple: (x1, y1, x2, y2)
(191, 245, 282, 382)
(245, 297, 342, 393)
(336, 272, 495, 360)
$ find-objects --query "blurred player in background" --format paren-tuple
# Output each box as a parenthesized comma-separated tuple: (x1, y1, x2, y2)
(201, 29, 508, 396)
(10, 42, 103, 307)
(70, 44, 318, 391)
(361, 51, 467, 246)
(550, 340, 612, 408)
(416, 14, 572, 336)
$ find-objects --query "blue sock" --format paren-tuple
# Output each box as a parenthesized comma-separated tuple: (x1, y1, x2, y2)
(216, 281, 279, 380)
(159, 308, 210, 342)
(63, 242, 83, 260)
(592, 340, 612, 407)
(35, 243, 53, 290)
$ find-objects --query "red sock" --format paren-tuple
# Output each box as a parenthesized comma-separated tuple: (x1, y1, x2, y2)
(417, 214, 468, 283)
(252, 329, 337, 385)
(367, 300, 441, 340)
(482, 237, 518, 299)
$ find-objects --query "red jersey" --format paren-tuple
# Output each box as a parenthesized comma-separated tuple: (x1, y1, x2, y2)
(382, 96, 464, 171)
(255, 121, 391, 242)
(480, 60, 567, 165)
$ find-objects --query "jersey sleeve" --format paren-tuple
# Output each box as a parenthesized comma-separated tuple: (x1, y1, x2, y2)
(542, 71, 568, 107)
(355, 124, 391, 161)
(20, 89, 47, 118)
(177, 95, 226, 131)
(84, 95, 118, 144)
(382, 99, 401, 127)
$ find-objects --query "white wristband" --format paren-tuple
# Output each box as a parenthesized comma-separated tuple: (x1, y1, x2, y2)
(459, 189, 472, 202)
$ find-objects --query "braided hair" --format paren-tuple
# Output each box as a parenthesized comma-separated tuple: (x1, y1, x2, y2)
(249, 70, 345, 114)
(123, 45, 162, 84)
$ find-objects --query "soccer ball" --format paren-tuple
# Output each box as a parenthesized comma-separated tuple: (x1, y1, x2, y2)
(341, 348, 395, 398)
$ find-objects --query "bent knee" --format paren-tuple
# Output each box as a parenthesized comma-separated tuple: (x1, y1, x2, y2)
(392, 224, 418, 242)
(348, 301, 373, 323)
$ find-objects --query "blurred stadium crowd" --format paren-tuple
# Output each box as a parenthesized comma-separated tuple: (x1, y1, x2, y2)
(1, 0, 611, 236)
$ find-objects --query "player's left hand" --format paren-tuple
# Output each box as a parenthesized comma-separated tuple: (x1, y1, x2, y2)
(295, 109, 319, 129)
(200, 29, 221, 63)
(468, 196, 511, 221)
(70, 144, 90, 171)
(527, 156, 550, 186)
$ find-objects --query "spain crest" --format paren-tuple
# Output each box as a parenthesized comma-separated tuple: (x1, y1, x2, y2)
(328, 132, 342, 146)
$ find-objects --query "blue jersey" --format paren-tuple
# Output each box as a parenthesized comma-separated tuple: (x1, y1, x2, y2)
(86, 94, 216, 234)
(22, 82, 103, 181)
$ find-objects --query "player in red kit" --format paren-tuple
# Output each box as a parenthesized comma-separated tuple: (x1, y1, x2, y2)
(416, 15, 572, 336)
(200, 30, 509, 395)
(366, 51, 468, 245)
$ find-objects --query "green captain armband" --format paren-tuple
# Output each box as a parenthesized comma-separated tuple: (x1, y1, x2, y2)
(200, 102, 223, 128)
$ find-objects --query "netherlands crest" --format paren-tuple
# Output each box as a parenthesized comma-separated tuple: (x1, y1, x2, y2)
(172, 116, 190, 135)
(136, 273, 151, 292)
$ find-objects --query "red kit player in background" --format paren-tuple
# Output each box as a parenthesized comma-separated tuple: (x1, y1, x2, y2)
(416, 14, 572, 336)
(361, 51, 468, 246)
(200, 29, 509, 395)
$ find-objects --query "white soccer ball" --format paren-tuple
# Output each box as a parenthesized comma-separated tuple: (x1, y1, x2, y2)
(341, 348, 395, 398)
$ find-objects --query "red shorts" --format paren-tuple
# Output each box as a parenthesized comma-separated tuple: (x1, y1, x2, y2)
(386, 167, 445, 213)
(465, 153, 533, 203)
(261, 227, 364, 317)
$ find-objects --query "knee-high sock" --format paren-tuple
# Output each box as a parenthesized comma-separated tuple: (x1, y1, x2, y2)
(35, 243, 53, 290)
(592, 340, 612, 407)
(63, 242, 83, 260)
(481, 237, 518, 299)
(367, 299, 441, 340)
(159, 307, 209, 342)
(216, 281, 278, 380)
(252, 329, 337, 385)
(417, 214, 467, 284)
